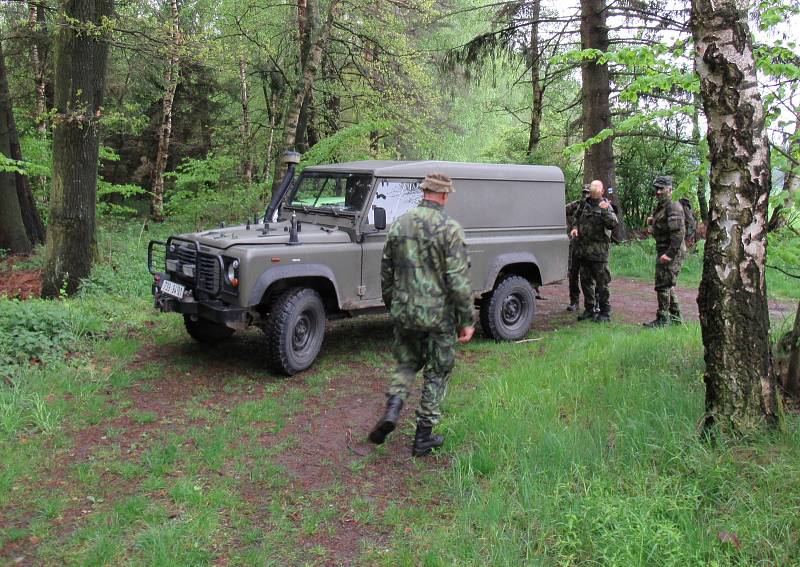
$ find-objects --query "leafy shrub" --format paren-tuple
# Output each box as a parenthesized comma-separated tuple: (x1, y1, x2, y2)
(164, 154, 262, 226)
(0, 298, 103, 373)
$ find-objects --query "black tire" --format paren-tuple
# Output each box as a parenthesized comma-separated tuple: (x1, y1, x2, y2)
(183, 315, 235, 344)
(479, 275, 536, 341)
(265, 287, 326, 376)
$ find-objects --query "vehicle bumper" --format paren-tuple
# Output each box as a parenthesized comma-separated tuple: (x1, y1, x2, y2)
(152, 274, 248, 326)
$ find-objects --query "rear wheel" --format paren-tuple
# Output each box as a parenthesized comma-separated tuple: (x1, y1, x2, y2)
(183, 315, 235, 343)
(479, 275, 536, 341)
(264, 287, 326, 375)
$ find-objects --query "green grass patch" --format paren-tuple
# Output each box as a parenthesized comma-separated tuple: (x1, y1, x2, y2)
(611, 235, 800, 300)
(379, 323, 800, 565)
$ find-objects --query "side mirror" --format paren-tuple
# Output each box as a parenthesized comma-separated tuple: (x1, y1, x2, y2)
(373, 206, 387, 231)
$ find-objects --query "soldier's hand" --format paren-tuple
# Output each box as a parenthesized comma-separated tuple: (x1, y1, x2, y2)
(646, 216, 653, 225)
(570, 228, 578, 238)
(458, 326, 475, 344)
(599, 200, 609, 210)
(659, 254, 672, 264)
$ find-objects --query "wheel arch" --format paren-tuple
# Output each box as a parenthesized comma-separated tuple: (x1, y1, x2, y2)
(248, 265, 342, 313)
(484, 253, 543, 292)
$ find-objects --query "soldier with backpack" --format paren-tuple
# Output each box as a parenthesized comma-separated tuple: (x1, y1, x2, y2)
(644, 176, 686, 327)
(678, 197, 697, 249)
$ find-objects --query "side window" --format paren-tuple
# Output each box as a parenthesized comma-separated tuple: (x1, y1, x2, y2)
(368, 179, 423, 225)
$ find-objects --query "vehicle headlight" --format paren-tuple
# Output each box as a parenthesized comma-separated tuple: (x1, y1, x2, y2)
(226, 259, 240, 286)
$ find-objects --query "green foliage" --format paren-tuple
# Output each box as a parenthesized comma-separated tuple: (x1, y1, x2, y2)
(0, 298, 102, 373)
(299, 120, 395, 167)
(97, 180, 150, 217)
(164, 154, 261, 226)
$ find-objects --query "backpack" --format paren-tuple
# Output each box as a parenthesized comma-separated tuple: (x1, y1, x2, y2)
(679, 198, 697, 242)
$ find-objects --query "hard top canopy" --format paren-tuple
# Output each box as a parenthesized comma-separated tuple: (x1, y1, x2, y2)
(302, 160, 564, 183)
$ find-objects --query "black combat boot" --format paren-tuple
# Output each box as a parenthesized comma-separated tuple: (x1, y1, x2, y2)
(368, 395, 403, 444)
(643, 314, 669, 327)
(577, 309, 595, 321)
(412, 422, 444, 457)
(593, 312, 611, 323)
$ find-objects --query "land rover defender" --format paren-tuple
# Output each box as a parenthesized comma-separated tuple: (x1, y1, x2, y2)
(148, 155, 568, 375)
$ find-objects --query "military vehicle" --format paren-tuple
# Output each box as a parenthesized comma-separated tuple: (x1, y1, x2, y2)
(148, 153, 568, 375)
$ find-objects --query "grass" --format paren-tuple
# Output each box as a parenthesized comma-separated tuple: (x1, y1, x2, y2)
(375, 324, 800, 566)
(610, 237, 800, 300)
(2, 219, 800, 564)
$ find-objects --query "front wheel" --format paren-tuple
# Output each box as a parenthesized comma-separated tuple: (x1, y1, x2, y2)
(183, 315, 235, 344)
(479, 275, 536, 341)
(264, 287, 326, 375)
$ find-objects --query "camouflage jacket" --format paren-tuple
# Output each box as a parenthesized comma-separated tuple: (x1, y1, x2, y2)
(381, 200, 473, 331)
(565, 198, 589, 235)
(652, 199, 686, 258)
(571, 198, 618, 262)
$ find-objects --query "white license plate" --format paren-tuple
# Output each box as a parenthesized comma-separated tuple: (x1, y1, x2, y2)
(161, 280, 185, 299)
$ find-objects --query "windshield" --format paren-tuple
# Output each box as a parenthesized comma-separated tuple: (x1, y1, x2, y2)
(286, 173, 373, 213)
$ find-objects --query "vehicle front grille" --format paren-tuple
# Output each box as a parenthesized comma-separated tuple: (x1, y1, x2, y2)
(196, 253, 221, 294)
(172, 242, 197, 265)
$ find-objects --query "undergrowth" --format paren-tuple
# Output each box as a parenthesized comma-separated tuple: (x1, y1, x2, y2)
(380, 324, 800, 566)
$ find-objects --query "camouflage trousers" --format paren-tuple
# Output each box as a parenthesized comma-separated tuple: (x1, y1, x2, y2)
(387, 326, 456, 426)
(568, 243, 581, 305)
(579, 260, 611, 315)
(654, 252, 684, 320)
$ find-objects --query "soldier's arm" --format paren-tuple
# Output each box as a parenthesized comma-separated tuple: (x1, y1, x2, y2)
(380, 226, 397, 308)
(666, 203, 686, 258)
(444, 223, 474, 330)
(565, 200, 577, 219)
(602, 205, 619, 230)
(569, 204, 582, 232)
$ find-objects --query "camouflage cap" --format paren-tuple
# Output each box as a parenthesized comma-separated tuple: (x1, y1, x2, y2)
(420, 172, 455, 193)
(652, 175, 673, 188)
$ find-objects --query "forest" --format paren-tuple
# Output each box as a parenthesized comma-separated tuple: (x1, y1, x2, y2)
(1, 0, 800, 564)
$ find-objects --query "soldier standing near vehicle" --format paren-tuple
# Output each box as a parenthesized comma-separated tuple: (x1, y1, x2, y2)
(565, 185, 591, 311)
(644, 176, 686, 327)
(569, 179, 618, 323)
(368, 172, 475, 456)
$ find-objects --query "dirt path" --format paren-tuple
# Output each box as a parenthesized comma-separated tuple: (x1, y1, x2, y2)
(534, 277, 796, 327)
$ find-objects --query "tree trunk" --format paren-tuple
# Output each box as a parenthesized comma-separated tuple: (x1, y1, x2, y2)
(526, 0, 543, 158)
(1, 38, 45, 248)
(270, 0, 338, 197)
(28, 3, 48, 132)
(0, 40, 32, 255)
(150, 0, 180, 222)
(692, 90, 710, 223)
(781, 300, 800, 396)
(692, 0, 777, 433)
(768, 115, 800, 232)
(239, 56, 253, 184)
(42, 0, 113, 297)
(580, 0, 626, 240)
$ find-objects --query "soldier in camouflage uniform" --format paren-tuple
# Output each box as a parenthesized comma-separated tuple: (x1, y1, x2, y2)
(644, 176, 686, 327)
(565, 184, 591, 311)
(368, 172, 475, 457)
(569, 179, 618, 323)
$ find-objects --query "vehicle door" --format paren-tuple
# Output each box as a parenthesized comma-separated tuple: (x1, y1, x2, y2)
(359, 178, 423, 301)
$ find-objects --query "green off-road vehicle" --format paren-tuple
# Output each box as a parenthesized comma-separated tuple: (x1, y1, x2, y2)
(148, 153, 568, 375)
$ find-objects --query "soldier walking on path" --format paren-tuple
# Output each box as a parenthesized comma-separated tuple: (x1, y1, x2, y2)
(565, 185, 591, 311)
(569, 179, 618, 323)
(644, 176, 686, 327)
(368, 172, 475, 457)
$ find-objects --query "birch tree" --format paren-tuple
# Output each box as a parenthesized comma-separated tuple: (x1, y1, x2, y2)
(692, 0, 778, 433)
